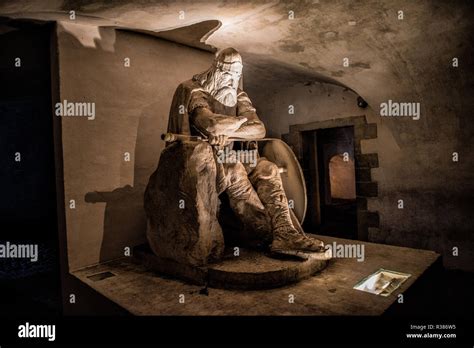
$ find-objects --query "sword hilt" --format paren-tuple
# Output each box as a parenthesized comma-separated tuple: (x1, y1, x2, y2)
(161, 133, 203, 142)
(161, 133, 267, 143)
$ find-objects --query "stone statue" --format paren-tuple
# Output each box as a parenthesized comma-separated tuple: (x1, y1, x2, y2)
(145, 48, 327, 267)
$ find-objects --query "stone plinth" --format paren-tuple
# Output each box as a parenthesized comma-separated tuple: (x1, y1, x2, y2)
(134, 245, 329, 290)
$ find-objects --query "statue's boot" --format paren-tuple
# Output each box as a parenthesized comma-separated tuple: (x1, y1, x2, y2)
(270, 225, 330, 260)
(249, 158, 329, 260)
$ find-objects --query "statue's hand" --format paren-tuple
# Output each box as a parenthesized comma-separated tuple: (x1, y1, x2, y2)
(208, 134, 229, 147)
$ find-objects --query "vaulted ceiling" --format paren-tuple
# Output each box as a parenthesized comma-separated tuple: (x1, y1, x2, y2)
(1, 0, 473, 113)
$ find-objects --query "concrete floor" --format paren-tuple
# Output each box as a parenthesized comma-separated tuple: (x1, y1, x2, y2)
(73, 235, 438, 315)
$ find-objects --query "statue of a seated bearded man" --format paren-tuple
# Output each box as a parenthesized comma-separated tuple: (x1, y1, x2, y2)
(167, 47, 324, 257)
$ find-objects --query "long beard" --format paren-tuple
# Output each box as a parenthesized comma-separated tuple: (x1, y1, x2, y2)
(196, 68, 239, 107)
(212, 86, 237, 107)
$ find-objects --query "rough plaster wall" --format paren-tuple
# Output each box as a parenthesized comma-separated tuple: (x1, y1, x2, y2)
(57, 22, 213, 270)
(245, 79, 473, 271)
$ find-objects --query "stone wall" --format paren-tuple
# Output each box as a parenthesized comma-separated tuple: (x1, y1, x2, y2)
(246, 80, 473, 271)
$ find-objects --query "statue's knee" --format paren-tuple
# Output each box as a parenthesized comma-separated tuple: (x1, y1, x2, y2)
(253, 159, 279, 180)
(227, 161, 247, 176)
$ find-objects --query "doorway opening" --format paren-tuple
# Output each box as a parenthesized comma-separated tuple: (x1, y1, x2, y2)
(301, 126, 357, 239)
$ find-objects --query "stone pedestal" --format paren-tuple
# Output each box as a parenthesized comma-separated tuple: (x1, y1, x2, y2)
(134, 244, 329, 290)
(144, 141, 224, 266)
